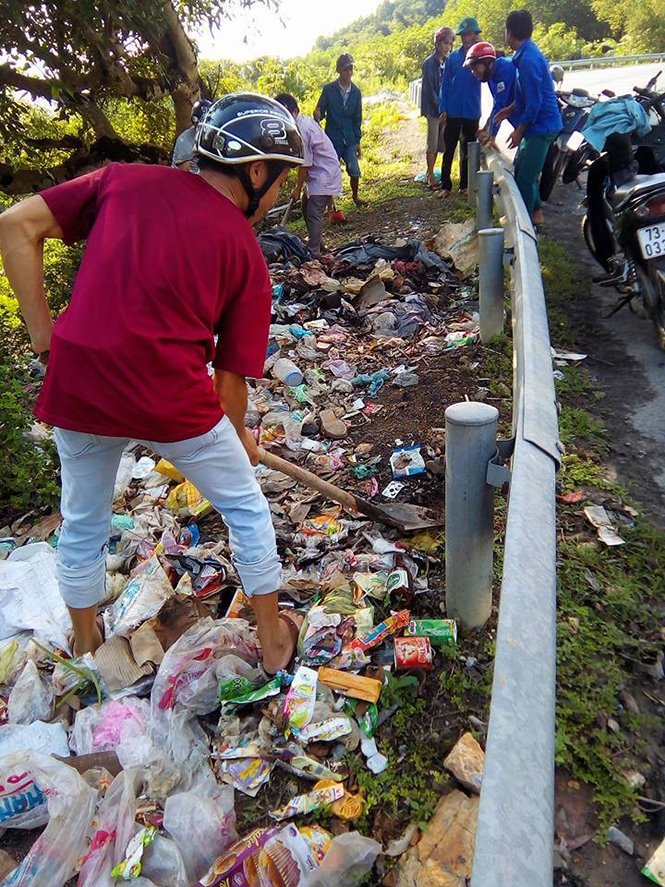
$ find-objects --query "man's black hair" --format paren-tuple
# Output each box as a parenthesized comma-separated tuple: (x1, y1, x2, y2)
(506, 10, 533, 40)
(274, 92, 299, 115)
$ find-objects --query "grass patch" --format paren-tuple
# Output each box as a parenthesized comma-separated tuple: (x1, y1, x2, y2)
(540, 234, 665, 833)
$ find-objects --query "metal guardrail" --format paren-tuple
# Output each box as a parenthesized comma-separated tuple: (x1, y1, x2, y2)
(555, 51, 665, 70)
(467, 148, 560, 887)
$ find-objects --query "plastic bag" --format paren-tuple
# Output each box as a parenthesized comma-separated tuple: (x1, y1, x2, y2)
(0, 751, 96, 887)
(164, 783, 237, 883)
(304, 832, 382, 887)
(71, 697, 150, 755)
(77, 769, 142, 887)
(8, 660, 54, 725)
(114, 451, 137, 501)
(107, 554, 174, 638)
(0, 722, 70, 759)
(0, 543, 72, 652)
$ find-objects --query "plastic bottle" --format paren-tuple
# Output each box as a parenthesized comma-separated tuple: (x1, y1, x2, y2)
(273, 358, 303, 388)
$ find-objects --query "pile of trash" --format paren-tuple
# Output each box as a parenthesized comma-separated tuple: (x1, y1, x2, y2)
(0, 230, 485, 887)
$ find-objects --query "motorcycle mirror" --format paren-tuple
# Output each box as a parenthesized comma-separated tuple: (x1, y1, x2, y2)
(566, 131, 585, 153)
(601, 89, 615, 98)
(551, 64, 565, 85)
(646, 70, 662, 90)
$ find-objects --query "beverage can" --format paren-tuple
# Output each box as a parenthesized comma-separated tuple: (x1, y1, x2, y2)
(394, 636, 433, 671)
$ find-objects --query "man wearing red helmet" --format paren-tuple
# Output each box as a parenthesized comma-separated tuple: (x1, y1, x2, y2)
(421, 26, 455, 188)
(463, 42, 517, 145)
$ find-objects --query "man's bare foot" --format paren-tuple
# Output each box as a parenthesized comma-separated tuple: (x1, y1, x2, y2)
(262, 611, 303, 675)
(532, 210, 545, 226)
(353, 197, 368, 208)
(70, 615, 105, 657)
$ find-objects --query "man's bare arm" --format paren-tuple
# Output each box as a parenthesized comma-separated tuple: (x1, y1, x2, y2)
(0, 196, 63, 356)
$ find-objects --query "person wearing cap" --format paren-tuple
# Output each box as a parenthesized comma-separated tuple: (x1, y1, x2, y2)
(494, 9, 562, 226)
(0, 93, 307, 674)
(438, 16, 482, 195)
(314, 53, 366, 207)
(171, 99, 211, 172)
(421, 26, 455, 188)
(275, 92, 343, 257)
(463, 43, 517, 144)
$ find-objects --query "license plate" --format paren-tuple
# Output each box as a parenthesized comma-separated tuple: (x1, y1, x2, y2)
(637, 222, 665, 259)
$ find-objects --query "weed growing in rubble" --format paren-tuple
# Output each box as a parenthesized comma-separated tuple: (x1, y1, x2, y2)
(540, 235, 665, 834)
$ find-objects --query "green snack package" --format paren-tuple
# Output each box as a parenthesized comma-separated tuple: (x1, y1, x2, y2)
(220, 675, 283, 711)
(344, 699, 379, 737)
(404, 619, 457, 647)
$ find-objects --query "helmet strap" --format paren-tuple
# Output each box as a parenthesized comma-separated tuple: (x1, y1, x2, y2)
(237, 162, 287, 219)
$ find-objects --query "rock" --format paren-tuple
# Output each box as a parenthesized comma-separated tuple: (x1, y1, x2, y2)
(607, 826, 634, 856)
(331, 379, 354, 394)
(607, 717, 621, 734)
(620, 768, 646, 790)
(395, 790, 479, 887)
(426, 459, 445, 476)
(619, 689, 640, 714)
(443, 732, 485, 794)
(320, 409, 348, 439)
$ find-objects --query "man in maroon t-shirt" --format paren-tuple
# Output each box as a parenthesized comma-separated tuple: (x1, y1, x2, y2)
(0, 94, 306, 673)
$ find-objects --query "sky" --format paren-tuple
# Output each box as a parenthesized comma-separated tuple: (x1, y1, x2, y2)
(195, 0, 382, 62)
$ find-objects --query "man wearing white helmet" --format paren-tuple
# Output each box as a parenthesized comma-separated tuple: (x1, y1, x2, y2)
(0, 93, 306, 673)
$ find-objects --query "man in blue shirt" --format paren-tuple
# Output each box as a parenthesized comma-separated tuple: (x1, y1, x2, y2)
(315, 53, 366, 207)
(495, 9, 562, 226)
(463, 42, 517, 143)
(421, 26, 455, 188)
(438, 16, 482, 195)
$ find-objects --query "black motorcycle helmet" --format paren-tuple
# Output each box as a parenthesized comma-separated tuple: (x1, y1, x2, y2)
(191, 98, 212, 125)
(194, 93, 305, 218)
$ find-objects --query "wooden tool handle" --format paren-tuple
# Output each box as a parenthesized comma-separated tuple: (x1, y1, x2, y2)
(258, 446, 359, 512)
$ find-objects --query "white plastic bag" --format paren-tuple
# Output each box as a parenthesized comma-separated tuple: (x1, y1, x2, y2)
(71, 697, 150, 755)
(0, 544, 72, 652)
(8, 660, 54, 725)
(0, 751, 96, 887)
(107, 555, 174, 638)
(77, 769, 141, 887)
(114, 451, 137, 501)
(305, 832, 382, 887)
(0, 722, 69, 759)
(164, 783, 237, 883)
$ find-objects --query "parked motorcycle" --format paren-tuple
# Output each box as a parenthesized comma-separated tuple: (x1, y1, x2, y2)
(568, 72, 665, 345)
(540, 66, 598, 201)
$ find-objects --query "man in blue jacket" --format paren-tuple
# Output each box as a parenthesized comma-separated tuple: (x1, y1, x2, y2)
(421, 26, 455, 188)
(315, 53, 366, 206)
(463, 42, 518, 143)
(438, 16, 482, 195)
(495, 9, 562, 226)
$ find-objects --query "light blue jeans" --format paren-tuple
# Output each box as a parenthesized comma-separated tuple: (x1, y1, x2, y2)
(53, 416, 281, 609)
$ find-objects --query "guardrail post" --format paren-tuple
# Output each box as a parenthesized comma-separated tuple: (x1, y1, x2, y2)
(476, 170, 493, 230)
(444, 401, 498, 628)
(479, 228, 505, 343)
(468, 141, 481, 208)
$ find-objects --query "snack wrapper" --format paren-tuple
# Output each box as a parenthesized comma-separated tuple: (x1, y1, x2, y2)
(269, 783, 345, 821)
(110, 826, 157, 880)
(348, 609, 410, 652)
(283, 665, 317, 731)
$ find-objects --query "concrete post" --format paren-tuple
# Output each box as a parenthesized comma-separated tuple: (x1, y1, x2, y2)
(479, 228, 505, 343)
(445, 401, 499, 628)
(476, 170, 494, 231)
(468, 141, 481, 208)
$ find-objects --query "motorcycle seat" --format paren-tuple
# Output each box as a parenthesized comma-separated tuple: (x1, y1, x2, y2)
(611, 173, 665, 210)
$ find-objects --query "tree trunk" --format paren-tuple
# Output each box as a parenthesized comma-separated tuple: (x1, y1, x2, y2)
(162, 0, 200, 135)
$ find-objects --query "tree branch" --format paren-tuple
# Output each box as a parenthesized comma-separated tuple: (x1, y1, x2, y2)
(0, 65, 61, 101)
(0, 138, 169, 197)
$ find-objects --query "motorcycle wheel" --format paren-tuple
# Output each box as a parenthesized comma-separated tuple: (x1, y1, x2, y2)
(637, 262, 665, 350)
(582, 215, 596, 259)
(539, 145, 564, 202)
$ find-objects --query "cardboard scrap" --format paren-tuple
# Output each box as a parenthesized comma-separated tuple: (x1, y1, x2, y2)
(584, 505, 625, 547)
(129, 621, 164, 668)
(94, 635, 152, 692)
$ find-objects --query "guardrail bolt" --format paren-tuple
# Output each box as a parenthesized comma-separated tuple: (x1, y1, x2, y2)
(468, 141, 481, 208)
(479, 228, 505, 343)
(444, 401, 498, 628)
(476, 170, 494, 231)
